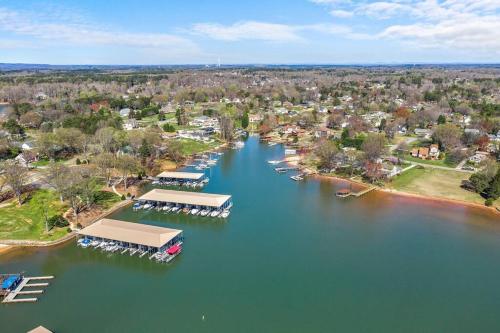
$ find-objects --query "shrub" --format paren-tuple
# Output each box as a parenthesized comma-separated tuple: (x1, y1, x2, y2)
(126, 192, 131, 198)
(48, 215, 69, 229)
(121, 194, 126, 200)
(75, 158, 81, 165)
(485, 198, 494, 207)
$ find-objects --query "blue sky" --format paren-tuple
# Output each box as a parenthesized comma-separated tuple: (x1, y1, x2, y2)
(0, 0, 498, 64)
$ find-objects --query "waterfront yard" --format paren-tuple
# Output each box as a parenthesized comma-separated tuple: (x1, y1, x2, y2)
(390, 167, 498, 208)
(0, 189, 69, 241)
(177, 138, 221, 156)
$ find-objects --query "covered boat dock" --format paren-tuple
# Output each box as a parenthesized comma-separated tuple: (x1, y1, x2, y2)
(137, 189, 232, 212)
(78, 218, 183, 256)
(154, 171, 209, 187)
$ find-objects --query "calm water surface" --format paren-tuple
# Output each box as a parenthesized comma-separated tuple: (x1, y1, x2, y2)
(1, 137, 499, 333)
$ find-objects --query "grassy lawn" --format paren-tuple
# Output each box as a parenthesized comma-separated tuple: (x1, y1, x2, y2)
(32, 157, 68, 167)
(0, 189, 70, 241)
(389, 167, 498, 208)
(94, 190, 122, 210)
(177, 139, 220, 156)
(403, 155, 457, 168)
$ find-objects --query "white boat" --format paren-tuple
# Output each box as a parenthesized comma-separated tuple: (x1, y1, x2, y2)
(234, 141, 245, 149)
(210, 210, 221, 217)
(199, 209, 209, 216)
(290, 175, 304, 181)
(206, 159, 217, 166)
(190, 208, 200, 215)
(268, 142, 278, 146)
(267, 160, 282, 165)
(171, 206, 179, 213)
(91, 240, 100, 247)
(143, 203, 152, 210)
(162, 205, 171, 211)
(220, 210, 230, 218)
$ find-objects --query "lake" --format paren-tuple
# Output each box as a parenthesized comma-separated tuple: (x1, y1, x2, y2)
(0, 104, 9, 115)
(1, 136, 499, 333)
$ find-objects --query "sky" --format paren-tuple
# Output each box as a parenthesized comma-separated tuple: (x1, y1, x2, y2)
(0, 0, 499, 65)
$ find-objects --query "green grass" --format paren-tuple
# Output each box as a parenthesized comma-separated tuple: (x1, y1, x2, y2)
(389, 167, 499, 208)
(94, 190, 122, 210)
(390, 166, 426, 188)
(403, 155, 457, 167)
(0, 189, 70, 241)
(177, 138, 220, 156)
(32, 158, 67, 167)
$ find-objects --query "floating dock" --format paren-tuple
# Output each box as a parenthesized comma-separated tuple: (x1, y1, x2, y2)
(1, 275, 54, 304)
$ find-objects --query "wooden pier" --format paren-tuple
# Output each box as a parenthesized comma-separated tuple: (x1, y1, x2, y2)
(336, 186, 376, 198)
(2, 276, 54, 304)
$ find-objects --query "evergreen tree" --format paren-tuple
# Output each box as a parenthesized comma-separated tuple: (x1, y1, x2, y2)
(241, 112, 249, 129)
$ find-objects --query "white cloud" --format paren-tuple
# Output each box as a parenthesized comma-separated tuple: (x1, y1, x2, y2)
(330, 10, 354, 18)
(191, 21, 367, 42)
(310, 0, 500, 54)
(191, 21, 302, 42)
(0, 7, 199, 52)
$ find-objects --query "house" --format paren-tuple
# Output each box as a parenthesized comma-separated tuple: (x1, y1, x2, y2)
(249, 114, 263, 123)
(414, 128, 432, 139)
(123, 119, 138, 131)
(35, 92, 48, 100)
(464, 128, 481, 136)
(21, 142, 34, 151)
(411, 147, 429, 159)
(429, 144, 440, 159)
(119, 108, 131, 117)
(15, 151, 38, 167)
(314, 127, 331, 139)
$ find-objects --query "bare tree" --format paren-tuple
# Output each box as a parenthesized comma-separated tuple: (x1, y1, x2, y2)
(116, 154, 138, 189)
(2, 161, 30, 204)
(44, 162, 71, 202)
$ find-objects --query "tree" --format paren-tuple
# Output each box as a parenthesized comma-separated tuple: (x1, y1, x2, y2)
(116, 154, 138, 189)
(486, 169, 500, 199)
(19, 111, 43, 128)
(469, 173, 490, 194)
(432, 124, 461, 151)
(165, 141, 184, 164)
(45, 163, 71, 202)
(361, 133, 387, 161)
(163, 123, 176, 132)
(3, 119, 25, 137)
(437, 114, 446, 124)
(38, 132, 60, 160)
(63, 167, 98, 221)
(315, 140, 339, 169)
(220, 114, 234, 141)
(93, 153, 115, 186)
(2, 161, 29, 204)
(241, 112, 249, 129)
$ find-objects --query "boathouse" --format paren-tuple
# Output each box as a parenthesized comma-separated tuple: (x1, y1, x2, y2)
(156, 171, 206, 184)
(137, 189, 232, 210)
(78, 218, 183, 254)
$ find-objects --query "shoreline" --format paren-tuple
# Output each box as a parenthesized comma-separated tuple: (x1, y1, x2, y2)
(314, 172, 500, 215)
(0, 199, 133, 254)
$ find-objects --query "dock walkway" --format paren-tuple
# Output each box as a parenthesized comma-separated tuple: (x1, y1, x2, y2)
(351, 186, 376, 197)
(2, 276, 54, 304)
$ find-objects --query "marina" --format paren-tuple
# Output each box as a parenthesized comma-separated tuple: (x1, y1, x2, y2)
(2, 137, 500, 333)
(153, 171, 209, 188)
(77, 218, 184, 263)
(135, 188, 232, 218)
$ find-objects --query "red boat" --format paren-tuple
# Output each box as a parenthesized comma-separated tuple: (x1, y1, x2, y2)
(167, 244, 182, 255)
